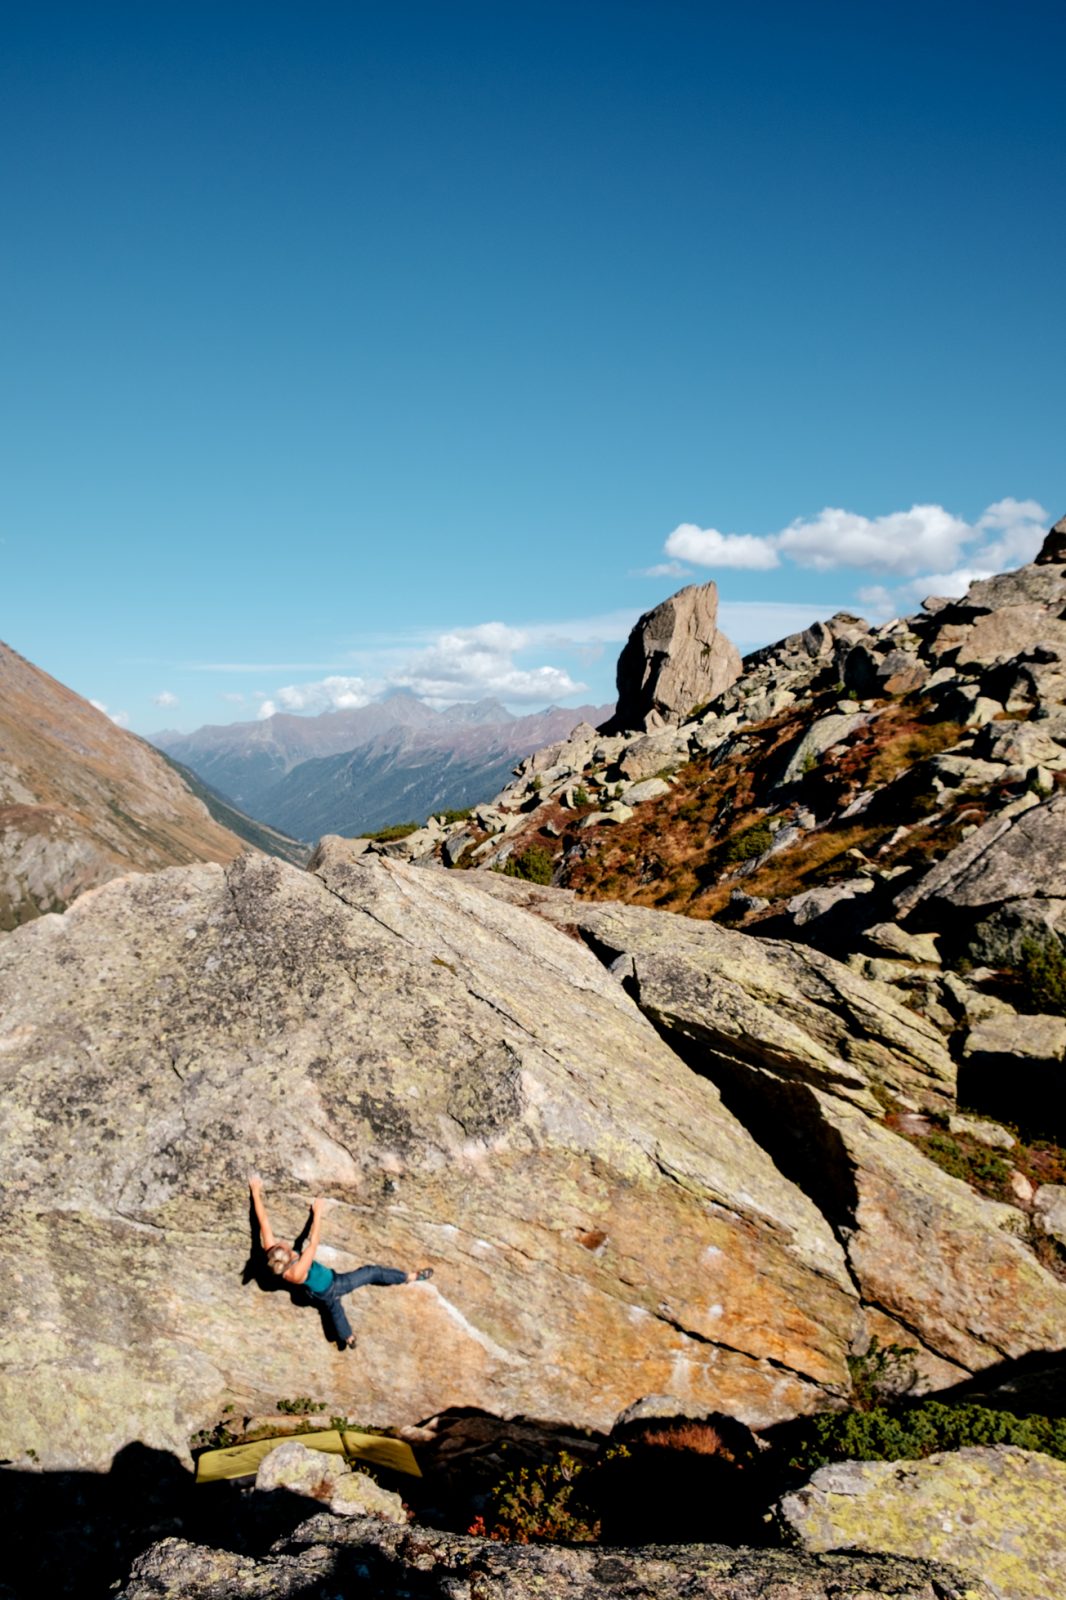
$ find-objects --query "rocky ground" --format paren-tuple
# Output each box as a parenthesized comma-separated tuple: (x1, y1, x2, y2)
(4, 522, 1066, 1599)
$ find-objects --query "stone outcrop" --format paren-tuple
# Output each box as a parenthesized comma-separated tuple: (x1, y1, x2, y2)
(0, 849, 861, 1472)
(776, 1445, 1066, 1600)
(425, 512, 1066, 1142)
(0, 640, 249, 930)
(604, 582, 742, 733)
(470, 874, 1066, 1387)
(471, 875, 955, 1113)
(118, 1517, 992, 1600)
(254, 1440, 408, 1522)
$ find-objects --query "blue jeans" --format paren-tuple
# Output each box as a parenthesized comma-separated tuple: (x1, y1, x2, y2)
(305, 1264, 407, 1343)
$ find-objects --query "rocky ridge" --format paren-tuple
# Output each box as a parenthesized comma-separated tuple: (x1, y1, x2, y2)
(0, 641, 256, 929)
(420, 514, 1066, 1152)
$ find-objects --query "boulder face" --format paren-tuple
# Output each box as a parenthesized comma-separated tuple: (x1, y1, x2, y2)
(118, 1518, 994, 1600)
(607, 582, 742, 733)
(776, 1445, 1066, 1600)
(0, 640, 249, 929)
(0, 849, 862, 1472)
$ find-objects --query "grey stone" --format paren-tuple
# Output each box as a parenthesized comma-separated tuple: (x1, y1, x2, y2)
(607, 583, 742, 733)
(777, 713, 868, 787)
(117, 1521, 993, 1600)
(776, 1446, 1066, 1600)
(946, 1115, 1015, 1150)
(622, 777, 672, 805)
(1034, 1184, 1066, 1249)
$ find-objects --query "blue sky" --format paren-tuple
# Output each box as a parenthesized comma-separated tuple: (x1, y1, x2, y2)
(2, 1, 1063, 732)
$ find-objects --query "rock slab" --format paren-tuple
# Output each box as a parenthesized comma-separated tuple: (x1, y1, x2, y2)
(118, 1518, 993, 1600)
(776, 1445, 1066, 1600)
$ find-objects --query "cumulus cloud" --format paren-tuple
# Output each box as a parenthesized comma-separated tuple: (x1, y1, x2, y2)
(391, 622, 585, 703)
(664, 523, 781, 570)
(152, 690, 179, 708)
(253, 623, 588, 721)
(659, 498, 1049, 585)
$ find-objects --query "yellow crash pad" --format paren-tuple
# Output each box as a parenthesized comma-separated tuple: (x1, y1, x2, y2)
(195, 1428, 421, 1483)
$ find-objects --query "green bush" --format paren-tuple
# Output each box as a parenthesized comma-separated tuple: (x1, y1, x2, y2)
(358, 821, 419, 842)
(846, 1337, 918, 1411)
(502, 846, 555, 885)
(922, 1131, 1011, 1194)
(787, 1400, 1066, 1473)
(1018, 934, 1066, 1016)
(469, 1450, 600, 1543)
(722, 821, 773, 866)
(573, 785, 590, 808)
(437, 807, 473, 826)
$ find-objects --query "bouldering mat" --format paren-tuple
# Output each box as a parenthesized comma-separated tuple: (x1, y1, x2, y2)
(195, 1428, 421, 1483)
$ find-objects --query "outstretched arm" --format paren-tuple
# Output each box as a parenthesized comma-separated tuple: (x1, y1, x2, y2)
(285, 1197, 324, 1285)
(248, 1174, 276, 1251)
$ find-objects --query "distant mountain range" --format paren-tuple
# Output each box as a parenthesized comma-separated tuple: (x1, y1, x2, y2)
(152, 695, 614, 841)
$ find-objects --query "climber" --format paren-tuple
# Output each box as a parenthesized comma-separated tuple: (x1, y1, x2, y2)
(248, 1174, 432, 1349)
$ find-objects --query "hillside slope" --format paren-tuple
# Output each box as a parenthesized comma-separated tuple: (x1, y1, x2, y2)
(0, 641, 250, 929)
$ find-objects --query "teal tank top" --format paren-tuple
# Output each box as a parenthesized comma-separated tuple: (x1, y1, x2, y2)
(304, 1260, 334, 1294)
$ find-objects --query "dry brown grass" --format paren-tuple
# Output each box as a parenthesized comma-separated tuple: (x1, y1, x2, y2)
(637, 1421, 736, 1461)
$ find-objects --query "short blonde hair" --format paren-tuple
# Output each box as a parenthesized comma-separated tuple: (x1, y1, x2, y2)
(266, 1244, 292, 1276)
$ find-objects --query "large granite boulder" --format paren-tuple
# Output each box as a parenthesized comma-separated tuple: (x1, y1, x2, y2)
(0, 850, 858, 1472)
(776, 1445, 1066, 1600)
(468, 877, 1066, 1381)
(605, 582, 741, 733)
(118, 1518, 993, 1600)
(471, 876, 955, 1113)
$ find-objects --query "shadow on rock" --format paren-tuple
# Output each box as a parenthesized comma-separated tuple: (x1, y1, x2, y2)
(1, 1442, 321, 1600)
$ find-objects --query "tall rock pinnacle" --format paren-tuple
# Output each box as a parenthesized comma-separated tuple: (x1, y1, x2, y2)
(605, 581, 742, 733)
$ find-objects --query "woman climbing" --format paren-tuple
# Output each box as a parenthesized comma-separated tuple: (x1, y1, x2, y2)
(249, 1174, 433, 1349)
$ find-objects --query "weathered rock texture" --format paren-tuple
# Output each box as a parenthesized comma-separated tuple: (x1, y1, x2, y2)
(777, 1445, 1066, 1600)
(0, 640, 248, 929)
(467, 875, 1066, 1387)
(118, 1517, 992, 1600)
(605, 582, 742, 733)
(0, 850, 861, 1472)
(427, 513, 1066, 1144)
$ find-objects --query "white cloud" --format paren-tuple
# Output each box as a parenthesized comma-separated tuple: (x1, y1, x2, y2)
(391, 622, 584, 703)
(274, 675, 373, 714)
(152, 690, 179, 708)
(856, 585, 897, 622)
(661, 498, 1049, 584)
(775, 504, 971, 575)
(89, 697, 130, 727)
(219, 691, 246, 705)
(257, 700, 276, 720)
(972, 497, 1048, 571)
(665, 523, 781, 570)
(639, 559, 694, 579)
